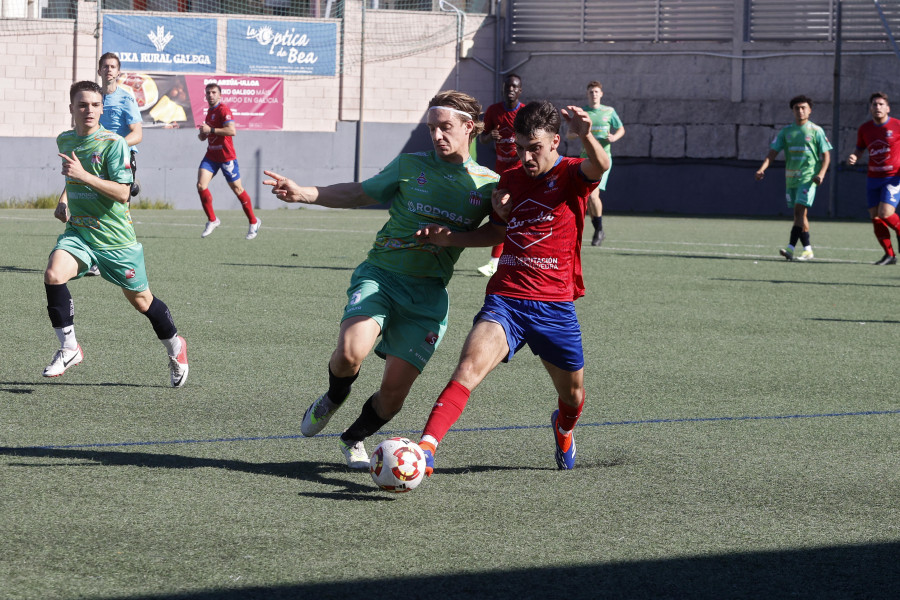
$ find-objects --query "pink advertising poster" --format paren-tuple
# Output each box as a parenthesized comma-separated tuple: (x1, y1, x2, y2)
(117, 73, 284, 131)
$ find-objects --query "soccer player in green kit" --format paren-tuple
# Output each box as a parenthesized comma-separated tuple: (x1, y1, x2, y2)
(756, 95, 832, 261)
(569, 80, 624, 246)
(264, 90, 499, 468)
(44, 81, 189, 387)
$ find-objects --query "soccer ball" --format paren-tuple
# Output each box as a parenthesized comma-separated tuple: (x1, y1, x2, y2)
(370, 437, 426, 493)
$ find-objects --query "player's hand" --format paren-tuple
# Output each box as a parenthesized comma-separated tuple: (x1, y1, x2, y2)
(197, 130, 208, 141)
(58, 151, 89, 184)
(754, 170, 765, 181)
(415, 224, 453, 246)
(199, 124, 212, 136)
(263, 170, 303, 203)
(491, 188, 512, 222)
(53, 201, 69, 223)
(491, 126, 501, 141)
(813, 174, 824, 185)
(561, 106, 592, 138)
(847, 153, 858, 166)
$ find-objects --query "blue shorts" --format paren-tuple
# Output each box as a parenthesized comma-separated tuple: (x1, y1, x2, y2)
(866, 175, 900, 209)
(199, 156, 241, 183)
(475, 294, 584, 371)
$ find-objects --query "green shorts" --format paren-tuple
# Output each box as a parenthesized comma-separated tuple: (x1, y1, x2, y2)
(785, 184, 817, 208)
(343, 262, 448, 373)
(53, 231, 149, 292)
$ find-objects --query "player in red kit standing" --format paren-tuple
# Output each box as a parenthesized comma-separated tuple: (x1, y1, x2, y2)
(848, 92, 900, 265)
(476, 74, 524, 277)
(196, 83, 261, 240)
(414, 100, 610, 472)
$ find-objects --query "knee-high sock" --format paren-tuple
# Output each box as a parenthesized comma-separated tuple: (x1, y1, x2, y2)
(556, 394, 585, 432)
(141, 296, 178, 341)
(873, 217, 894, 255)
(342, 394, 389, 443)
(237, 191, 257, 224)
(421, 380, 471, 445)
(883, 212, 900, 235)
(199, 188, 215, 221)
(327, 364, 358, 406)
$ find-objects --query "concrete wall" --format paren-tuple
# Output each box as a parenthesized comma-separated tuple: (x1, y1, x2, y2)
(2, 5, 897, 218)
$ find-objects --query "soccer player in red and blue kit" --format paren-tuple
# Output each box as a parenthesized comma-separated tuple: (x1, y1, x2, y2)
(848, 92, 900, 265)
(414, 100, 610, 471)
(476, 73, 524, 277)
(196, 83, 261, 240)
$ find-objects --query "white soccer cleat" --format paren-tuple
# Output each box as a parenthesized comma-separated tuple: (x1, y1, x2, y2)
(201, 218, 221, 238)
(168, 335, 189, 388)
(246, 218, 261, 240)
(795, 249, 814, 261)
(477, 262, 496, 277)
(301, 393, 341, 437)
(43, 345, 83, 378)
(85, 264, 101, 277)
(339, 439, 370, 469)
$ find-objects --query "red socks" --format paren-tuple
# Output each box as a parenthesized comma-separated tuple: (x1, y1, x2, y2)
(198, 188, 215, 221)
(238, 191, 257, 224)
(421, 380, 471, 444)
(556, 395, 584, 432)
(873, 217, 895, 256)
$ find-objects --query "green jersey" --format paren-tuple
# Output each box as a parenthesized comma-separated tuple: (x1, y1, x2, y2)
(57, 126, 135, 250)
(361, 151, 499, 285)
(581, 104, 623, 156)
(770, 121, 833, 188)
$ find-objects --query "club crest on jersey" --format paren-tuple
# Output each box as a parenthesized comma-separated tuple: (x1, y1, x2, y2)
(416, 171, 428, 186)
(888, 130, 894, 138)
(469, 191, 483, 206)
(545, 175, 558, 191)
(91, 152, 102, 165)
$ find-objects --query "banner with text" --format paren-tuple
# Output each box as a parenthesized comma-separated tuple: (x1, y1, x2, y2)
(102, 15, 217, 73)
(226, 19, 338, 76)
(116, 73, 283, 131)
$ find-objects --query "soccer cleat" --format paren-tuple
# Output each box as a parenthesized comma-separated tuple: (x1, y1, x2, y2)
(300, 393, 341, 437)
(551, 409, 576, 470)
(477, 262, 496, 277)
(130, 178, 141, 197)
(85, 264, 100, 277)
(246, 219, 261, 240)
(419, 441, 436, 476)
(591, 229, 605, 247)
(795, 249, 814, 261)
(339, 438, 370, 469)
(875, 254, 897, 265)
(201, 218, 221, 238)
(779, 247, 794, 261)
(43, 345, 83, 377)
(168, 335, 189, 388)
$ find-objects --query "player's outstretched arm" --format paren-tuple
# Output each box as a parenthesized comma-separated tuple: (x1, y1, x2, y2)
(562, 105, 610, 180)
(263, 170, 377, 208)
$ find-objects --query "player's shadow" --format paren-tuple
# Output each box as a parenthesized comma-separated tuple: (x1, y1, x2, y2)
(222, 262, 354, 272)
(0, 380, 168, 390)
(712, 277, 900, 288)
(808, 317, 900, 325)
(0, 265, 43, 274)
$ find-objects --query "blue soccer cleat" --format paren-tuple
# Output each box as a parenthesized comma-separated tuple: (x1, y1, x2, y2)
(551, 409, 576, 470)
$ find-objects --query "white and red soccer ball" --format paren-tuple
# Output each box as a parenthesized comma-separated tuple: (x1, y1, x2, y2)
(370, 437, 426, 493)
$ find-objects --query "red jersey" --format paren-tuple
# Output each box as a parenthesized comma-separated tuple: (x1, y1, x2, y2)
(204, 102, 237, 162)
(483, 101, 523, 172)
(856, 117, 900, 178)
(487, 157, 597, 302)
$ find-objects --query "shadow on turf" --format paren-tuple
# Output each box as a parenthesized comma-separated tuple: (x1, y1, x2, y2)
(0, 447, 536, 501)
(712, 277, 900, 288)
(222, 262, 354, 272)
(808, 317, 900, 324)
(0, 380, 168, 389)
(82, 542, 899, 599)
(0, 265, 42, 274)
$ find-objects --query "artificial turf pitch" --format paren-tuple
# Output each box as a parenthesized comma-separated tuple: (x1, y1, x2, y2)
(1, 209, 897, 599)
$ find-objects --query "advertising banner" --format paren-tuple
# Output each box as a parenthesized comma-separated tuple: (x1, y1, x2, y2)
(102, 15, 218, 73)
(114, 73, 284, 131)
(226, 19, 338, 76)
